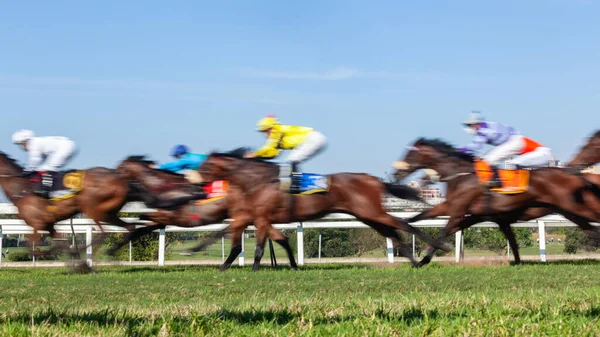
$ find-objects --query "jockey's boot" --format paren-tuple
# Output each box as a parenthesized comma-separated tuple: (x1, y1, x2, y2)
(290, 162, 302, 195)
(278, 163, 292, 192)
(488, 166, 502, 188)
(32, 172, 53, 199)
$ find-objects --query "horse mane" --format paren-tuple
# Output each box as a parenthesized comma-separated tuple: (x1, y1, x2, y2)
(0, 151, 24, 171)
(154, 169, 185, 178)
(210, 147, 275, 165)
(416, 138, 476, 162)
(124, 155, 156, 167)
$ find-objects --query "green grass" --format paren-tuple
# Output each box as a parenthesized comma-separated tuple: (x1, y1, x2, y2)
(0, 262, 599, 336)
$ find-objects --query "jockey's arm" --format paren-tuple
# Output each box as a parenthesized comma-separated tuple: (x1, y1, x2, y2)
(459, 134, 486, 154)
(158, 159, 187, 172)
(26, 140, 43, 171)
(253, 136, 281, 158)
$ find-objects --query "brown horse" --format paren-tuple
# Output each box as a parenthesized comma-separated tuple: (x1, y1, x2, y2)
(392, 139, 600, 266)
(0, 152, 134, 265)
(197, 148, 451, 270)
(113, 156, 299, 270)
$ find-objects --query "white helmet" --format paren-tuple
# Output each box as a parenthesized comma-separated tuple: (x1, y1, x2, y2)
(462, 111, 485, 125)
(12, 130, 35, 144)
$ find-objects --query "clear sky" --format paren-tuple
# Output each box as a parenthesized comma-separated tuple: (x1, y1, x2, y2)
(1, 1, 599, 201)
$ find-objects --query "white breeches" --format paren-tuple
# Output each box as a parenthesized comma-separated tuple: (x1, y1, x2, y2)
(285, 131, 327, 164)
(483, 135, 552, 168)
(38, 140, 77, 172)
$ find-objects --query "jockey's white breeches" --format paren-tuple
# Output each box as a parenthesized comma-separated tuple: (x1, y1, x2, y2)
(483, 135, 552, 168)
(38, 140, 77, 172)
(285, 131, 327, 164)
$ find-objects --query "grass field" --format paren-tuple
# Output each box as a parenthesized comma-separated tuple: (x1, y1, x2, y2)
(0, 262, 599, 336)
(3, 239, 575, 263)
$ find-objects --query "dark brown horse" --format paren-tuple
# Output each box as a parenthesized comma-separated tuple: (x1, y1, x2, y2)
(393, 139, 600, 266)
(0, 152, 133, 265)
(198, 148, 451, 270)
(113, 156, 300, 270)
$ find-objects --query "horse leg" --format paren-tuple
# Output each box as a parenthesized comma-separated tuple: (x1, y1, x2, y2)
(361, 211, 451, 252)
(252, 224, 269, 272)
(220, 229, 243, 272)
(267, 226, 298, 270)
(497, 222, 521, 265)
(407, 202, 450, 223)
(106, 224, 163, 257)
(184, 230, 227, 254)
(562, 213, 600, 241)
(362, 220, 418, 267)
(418, 215, 478, 267)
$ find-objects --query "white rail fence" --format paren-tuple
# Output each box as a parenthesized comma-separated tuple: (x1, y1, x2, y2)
(0, 201, 595, 268)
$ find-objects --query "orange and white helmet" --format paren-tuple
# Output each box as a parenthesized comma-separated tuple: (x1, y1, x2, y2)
(255, 115, 279, 131)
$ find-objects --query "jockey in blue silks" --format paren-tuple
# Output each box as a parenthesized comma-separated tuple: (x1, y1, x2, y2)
(158, 145, 207, 183)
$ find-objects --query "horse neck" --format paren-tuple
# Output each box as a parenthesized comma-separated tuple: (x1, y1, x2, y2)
(430, 157, 473, 179)
(0, 177, 27, 203)
(0, 160, 27, 202)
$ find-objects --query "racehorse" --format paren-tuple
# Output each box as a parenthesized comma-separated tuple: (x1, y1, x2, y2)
(392, 138, 600, 266)
(113, 155, 300, 270)
(0, 152, 133, 268)
(197, 148, 451, 270)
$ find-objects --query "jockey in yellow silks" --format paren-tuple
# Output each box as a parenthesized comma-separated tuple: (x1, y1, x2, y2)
(245, 115, 327, 192)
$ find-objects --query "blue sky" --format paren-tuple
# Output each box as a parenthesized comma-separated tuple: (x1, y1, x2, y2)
(1, 1, 599, 200)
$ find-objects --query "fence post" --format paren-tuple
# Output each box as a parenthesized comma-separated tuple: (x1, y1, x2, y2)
(538, 220, 547, 262)
(455, 230, 463, 263)
(297, 223, 304, 266)
(158, 228, 166, 266)
(221, 236, 225, 263)
(129, 240, 132, 265)
(318, 229, 322, 263)
(86, 226, 92, 267)
(412, 234, 416, 257)
(239, 231, 245, 266)
(386, 238, 394, 263)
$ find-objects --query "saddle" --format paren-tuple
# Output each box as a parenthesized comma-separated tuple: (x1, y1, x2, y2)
(287, 173, 330, 195)
(31, 170, 86, 201)
(474, 161, 530, 194)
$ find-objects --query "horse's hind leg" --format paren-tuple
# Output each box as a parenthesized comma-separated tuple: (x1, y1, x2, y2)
(361, 211, 450, 252)
(267, 226, 298, 270)
(497, 222, 521, 265)
(185, 230, 226, 254)
(252, 218, 272, 272)
(362, 220, 418, 267)
(220, 229, 243, 272)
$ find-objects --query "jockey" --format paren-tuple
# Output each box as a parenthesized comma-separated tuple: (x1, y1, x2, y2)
(245, 115, 327, 192)
(458, 111, 552, 187)
(157, 145, 207, 184)
(12, 130, 77, 197)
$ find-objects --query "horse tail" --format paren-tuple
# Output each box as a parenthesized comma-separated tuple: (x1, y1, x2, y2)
(383, 183, 424, 202)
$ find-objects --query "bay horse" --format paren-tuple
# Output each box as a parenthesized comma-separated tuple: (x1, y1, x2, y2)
(0, 152, 134, 267)
(392, 138, 600, 266)
(113, 155, 300, 270)
(198, 148, 451, 270)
